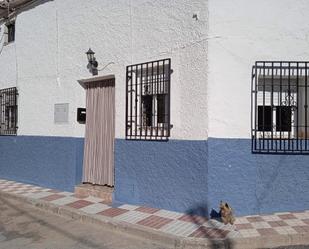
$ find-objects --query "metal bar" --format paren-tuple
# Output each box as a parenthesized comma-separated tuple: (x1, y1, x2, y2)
(162, 59, 166, 137)
(296, 62, 299, 151)
(140, 64, 143, 139)
(151, 61, 154, 138)
(254, 63, 258, 151)
(145, 62, 149, 139)
(305, 62, 308, 150)
(256, 60, 309, 63)
(15, 88, 17, 134)
(125, 66, 129, 139)
(263, 62, 266, 151)
(135, 65, 138, 139)
(251, 66, 254, 152)
(255, 65, 309, 70)
(8, 88, 10, 133)
(5, 88, 7, 133)
(0, 90, 2, 135)
(156, 60, 159, 138)
(167, 59, 171, 137)
(280, 62, 283, 151)
(271, 62, 274, 151)
(130, 66, 133, 138)
(288, 62, 291, 150)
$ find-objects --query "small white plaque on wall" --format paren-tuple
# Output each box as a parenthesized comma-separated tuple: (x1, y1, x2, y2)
(54, 103, 69, 124)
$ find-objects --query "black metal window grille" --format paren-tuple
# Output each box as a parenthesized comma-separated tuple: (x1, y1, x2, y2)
(0, 87, 18, 135)
(6, 22, 15, 43)
(251, 61, 309, 154)
(126, 58, 171, 140)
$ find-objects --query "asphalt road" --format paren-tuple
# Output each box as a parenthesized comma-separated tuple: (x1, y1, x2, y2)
(0, 196, 168, 249)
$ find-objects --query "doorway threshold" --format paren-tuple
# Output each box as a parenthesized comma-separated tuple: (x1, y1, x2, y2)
(75, 183, 113, 204)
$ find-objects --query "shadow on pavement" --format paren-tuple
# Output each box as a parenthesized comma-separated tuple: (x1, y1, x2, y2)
(186, 204, 234, 249)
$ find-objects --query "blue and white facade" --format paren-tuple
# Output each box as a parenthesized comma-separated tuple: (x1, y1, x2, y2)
(0, 0, 309, 216)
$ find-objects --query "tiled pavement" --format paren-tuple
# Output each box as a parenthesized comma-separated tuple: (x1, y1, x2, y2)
(1, 179, 309, 241)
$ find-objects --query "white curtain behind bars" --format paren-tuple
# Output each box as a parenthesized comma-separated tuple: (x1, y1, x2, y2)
(83, 79, 115, 186)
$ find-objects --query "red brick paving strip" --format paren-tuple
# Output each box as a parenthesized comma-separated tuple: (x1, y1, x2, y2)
(137, 215, 173, 229)
(41, 194, 65, 201)
(268, 220, 288, 227)
(67, 200, 94, 209)
(257, 228, 278, 236)
(246, 216, 264, 222)
(178, 214, 207, 224)
(293, 225, 309, 233)
(135, 206, 160, 214)
(98, 208, 129, 217)
(235, 223, 253, 230)
(303, 219, 309, 225)
(189, 227, 213, 238)
(277, 214, 296, 220)
(209, 228, 230, 239)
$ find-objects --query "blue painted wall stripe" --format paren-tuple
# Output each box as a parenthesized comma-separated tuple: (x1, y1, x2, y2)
(1, 135, 308, 216)
(114, 138, 309, 216)
(0, 136, 84, 192)
(207, 138, 309, 216)
(114, 139, 208, 214)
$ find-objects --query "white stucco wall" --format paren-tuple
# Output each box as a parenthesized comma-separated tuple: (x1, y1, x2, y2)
(0, 0, 208, 140)
(208, 0, 309, 138)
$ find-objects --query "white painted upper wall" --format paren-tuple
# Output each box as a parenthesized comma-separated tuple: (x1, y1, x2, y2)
(0, 0, 207, 140)
(208, 0, 309, 138)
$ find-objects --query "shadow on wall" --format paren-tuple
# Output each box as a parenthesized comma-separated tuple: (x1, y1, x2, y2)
(186, 204, 234, 249)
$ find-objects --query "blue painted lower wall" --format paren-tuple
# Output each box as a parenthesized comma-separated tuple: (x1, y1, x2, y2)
(207, 138, 309, 216)
(114, 139, 208, 214)
(114, 138, 309, 216)
(0, 136, 84, 192)
(1, 135, 309, 216)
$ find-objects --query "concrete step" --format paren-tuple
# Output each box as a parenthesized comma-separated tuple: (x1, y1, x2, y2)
(74, 183, 113, 203)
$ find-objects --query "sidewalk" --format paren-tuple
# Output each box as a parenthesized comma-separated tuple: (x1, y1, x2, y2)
(0, 178, 308, 249)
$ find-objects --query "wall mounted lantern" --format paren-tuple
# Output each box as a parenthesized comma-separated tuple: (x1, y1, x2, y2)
(86, 48, 98, 76)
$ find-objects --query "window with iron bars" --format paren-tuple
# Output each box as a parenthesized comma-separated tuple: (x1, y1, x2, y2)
(251, 61, 309, 154)
(126, 58, 171, 140)
(0, 87, 18, 135)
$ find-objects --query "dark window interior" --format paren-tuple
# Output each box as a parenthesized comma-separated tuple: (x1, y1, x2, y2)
(142, 95, 153, 127)
(258, 106, 272, 131)
(157, 94, 166, 124)
(6, 22, 15, 43)
(276, 106, 291, 132)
